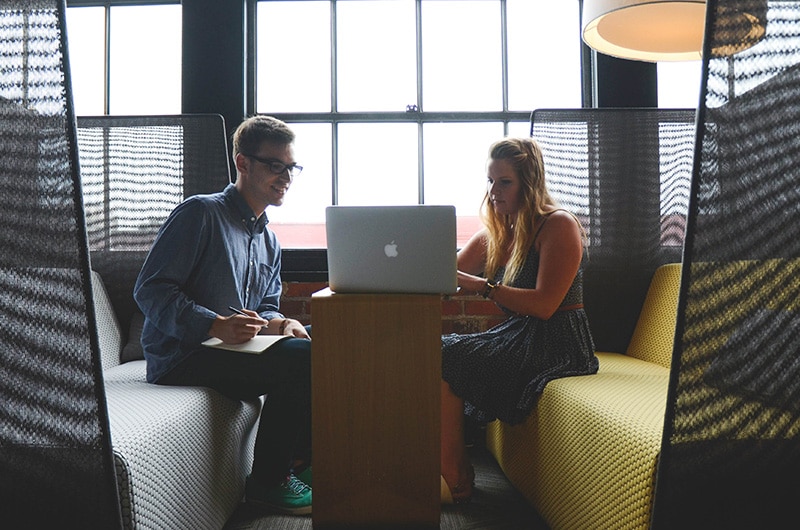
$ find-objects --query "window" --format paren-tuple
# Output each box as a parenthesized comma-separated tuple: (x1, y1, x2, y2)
(255, 0, 583, 248)
(65, 1, 583, 250)
(66, 3, 181, 116)
(658, 60, 702, 109)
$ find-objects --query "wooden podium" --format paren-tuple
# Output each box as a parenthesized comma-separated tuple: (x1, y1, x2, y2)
(311, 288, 441, 528)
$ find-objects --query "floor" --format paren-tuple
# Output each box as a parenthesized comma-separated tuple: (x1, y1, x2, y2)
(223, 445, 550, 530)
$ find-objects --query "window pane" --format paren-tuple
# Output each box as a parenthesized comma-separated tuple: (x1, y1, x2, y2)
(109, 5, 181, 115)
(658, 60, 702, 108)
(507, 0, 582, 110)
(338, 123, 418, 205)
(424, 123, 504, 245)
(337, 0, 416, 112)
(267, 123, 332, 222)
(66, 7, 105, 116)
(422, 0, 502, 111)
(507, 120, 530, 139)
(266, 123, 331, 247)
(423, 122, 503, 215)
(257, 1, 331, 113)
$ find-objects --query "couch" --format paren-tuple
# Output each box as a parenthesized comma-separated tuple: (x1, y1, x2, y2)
(72, 113, 256, 528)
(486, 262, 681, 530)
(91, 269, 262, 530)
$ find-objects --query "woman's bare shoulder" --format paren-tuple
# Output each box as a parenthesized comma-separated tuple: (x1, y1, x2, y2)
(543, 209, 580, 226)
(535, 209, 582, 241)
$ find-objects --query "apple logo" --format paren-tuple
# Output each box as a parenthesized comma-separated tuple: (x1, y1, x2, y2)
(384, 240, 399, 258)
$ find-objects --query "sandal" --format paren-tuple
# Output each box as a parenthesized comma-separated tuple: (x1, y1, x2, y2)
(440, 466, 475, 505)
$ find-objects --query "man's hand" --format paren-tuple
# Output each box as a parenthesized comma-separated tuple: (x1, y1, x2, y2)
(209, 309, 269, 344)
(276, 318, 311, 340)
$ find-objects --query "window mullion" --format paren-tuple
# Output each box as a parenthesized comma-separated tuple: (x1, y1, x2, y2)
(416, 0, 424, 203)
(500, 0, 509, 134)
(104, 5, 110, 114)
(331, 0, 339, 205)
(416, 0, 423, 112)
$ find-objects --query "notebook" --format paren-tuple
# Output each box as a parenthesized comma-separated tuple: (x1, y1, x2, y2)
(326, 205, 458, 294)
(202, 335, 291, 354)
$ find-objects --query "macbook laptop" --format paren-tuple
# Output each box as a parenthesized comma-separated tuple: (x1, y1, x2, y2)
(325, 205, 458, 294)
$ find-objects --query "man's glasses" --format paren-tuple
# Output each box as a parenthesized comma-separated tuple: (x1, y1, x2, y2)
(246, 154, 303, 178)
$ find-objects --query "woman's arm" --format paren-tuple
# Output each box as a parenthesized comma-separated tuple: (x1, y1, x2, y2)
(478, 211, 584, 319)
(457, 229, 489, 275)
(456, 229, 491, 292)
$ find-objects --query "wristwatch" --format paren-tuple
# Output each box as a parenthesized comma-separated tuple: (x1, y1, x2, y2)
(482, 279, 501, 299)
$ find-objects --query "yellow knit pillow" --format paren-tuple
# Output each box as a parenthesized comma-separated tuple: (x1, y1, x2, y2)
(625, 263, 682, 368)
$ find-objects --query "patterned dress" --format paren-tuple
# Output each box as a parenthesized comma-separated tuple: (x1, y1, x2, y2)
(442, 215, 598, 425)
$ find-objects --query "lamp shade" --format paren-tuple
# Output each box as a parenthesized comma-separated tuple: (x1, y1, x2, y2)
(582, 0, 707, 62)
(583, 0, 769, 62)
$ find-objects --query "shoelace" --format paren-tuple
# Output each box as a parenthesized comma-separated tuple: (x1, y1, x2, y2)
(284, 474, 311, 495)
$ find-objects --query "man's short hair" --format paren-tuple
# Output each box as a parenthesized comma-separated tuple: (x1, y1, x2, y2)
(232, 115, 295, 158)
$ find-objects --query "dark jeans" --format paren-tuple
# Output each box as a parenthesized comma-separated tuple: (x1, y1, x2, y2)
(158, 335, 312, 486)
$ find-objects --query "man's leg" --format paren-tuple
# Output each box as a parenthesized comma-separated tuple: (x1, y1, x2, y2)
(157, 338, 312, 487)
(248, 338, 312, 485)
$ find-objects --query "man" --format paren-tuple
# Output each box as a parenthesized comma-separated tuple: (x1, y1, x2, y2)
(134, 115, 312, 515)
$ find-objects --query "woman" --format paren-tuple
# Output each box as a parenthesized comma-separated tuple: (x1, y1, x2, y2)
(440, 137, 598, 504)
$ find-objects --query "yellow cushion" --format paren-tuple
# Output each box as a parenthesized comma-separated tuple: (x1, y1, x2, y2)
(487, 352, 669, 530)
(626, 263, 682, 368)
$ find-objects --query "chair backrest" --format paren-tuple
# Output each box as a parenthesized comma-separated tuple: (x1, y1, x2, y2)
(530, 108, 696, 353)
(92, 270, 124, 371)
(652, 0, 800, 527)
(0, 1, 121, 526)
(76, 114, 232, 333)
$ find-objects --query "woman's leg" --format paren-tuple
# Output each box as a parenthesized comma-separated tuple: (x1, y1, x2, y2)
(441, 380, 473, 502)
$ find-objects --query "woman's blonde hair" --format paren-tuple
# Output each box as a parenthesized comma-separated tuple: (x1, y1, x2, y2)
(480, 137, 557, 284)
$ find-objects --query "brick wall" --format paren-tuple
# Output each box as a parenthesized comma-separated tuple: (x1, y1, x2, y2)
(282, 281, 507, 334)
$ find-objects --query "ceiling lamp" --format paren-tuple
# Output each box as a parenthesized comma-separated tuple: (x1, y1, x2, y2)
(582, 0, 767, 62)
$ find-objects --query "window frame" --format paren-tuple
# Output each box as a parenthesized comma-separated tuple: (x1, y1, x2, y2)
(247, 0, 572, 190)
(248, 0, 582, 257)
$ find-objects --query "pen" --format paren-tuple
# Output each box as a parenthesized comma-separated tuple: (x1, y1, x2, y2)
(228, 306, 269, 327)
(228, 306, 249, 317)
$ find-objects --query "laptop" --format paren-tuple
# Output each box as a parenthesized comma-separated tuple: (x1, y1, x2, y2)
(325, 205, 458, 294)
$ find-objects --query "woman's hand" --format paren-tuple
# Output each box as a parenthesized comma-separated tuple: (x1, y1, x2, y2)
(457, 270, 489, 296)
(456, 212, 584, 318)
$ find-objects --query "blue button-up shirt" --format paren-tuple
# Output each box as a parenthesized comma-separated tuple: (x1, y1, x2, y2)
(134, 184, 283, 383)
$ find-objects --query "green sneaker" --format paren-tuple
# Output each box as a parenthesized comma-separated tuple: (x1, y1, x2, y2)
(246, 474, 312, 515)
(294, 465, 312, 488)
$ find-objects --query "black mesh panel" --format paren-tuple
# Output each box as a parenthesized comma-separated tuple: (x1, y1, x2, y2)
(0, 0, 121, 526)
(652, 1, 800, 527)
(531, 108, 696, 353)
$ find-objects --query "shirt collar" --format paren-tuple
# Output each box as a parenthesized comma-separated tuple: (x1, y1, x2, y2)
(223, 183, 269, 233)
